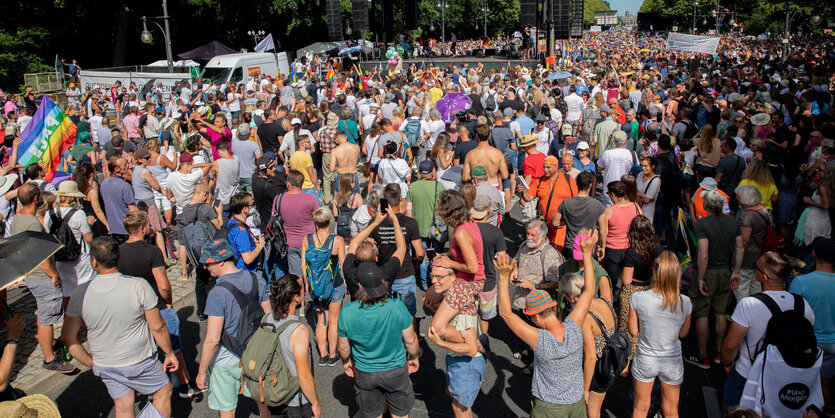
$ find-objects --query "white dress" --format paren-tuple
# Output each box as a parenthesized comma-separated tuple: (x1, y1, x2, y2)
(804, 191, 831, 245)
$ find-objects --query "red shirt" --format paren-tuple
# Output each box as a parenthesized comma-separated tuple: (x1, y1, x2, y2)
(522, 152, 546, 179)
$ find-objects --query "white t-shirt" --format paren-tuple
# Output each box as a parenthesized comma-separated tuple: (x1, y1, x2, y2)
(637, 173, 660, 221)
(377, 158, 411, 198)
(597, 148, 636, 192)
(366, 135, 382, 165)
(533, 128, 552, 155)
(44, 206, 91, 255)
(630, 290, 692, 358)
(420, 120, 445, 149)
(227, 93, 241, 112)
(168, 169, 205, 213)
(280, 129, 314, 155)
(564, 94, 584, 121)
(731, 291, 815, 377)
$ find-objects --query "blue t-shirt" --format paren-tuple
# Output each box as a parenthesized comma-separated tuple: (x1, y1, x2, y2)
(101, 175, 136, 235)
(573, 158, 597, 174)
(225, 219, 257, 272)
(789, 271, 835, 344)
(515, 115, 535, 137)
(204, 269, 268, 365)
(337, 299, 412, 373)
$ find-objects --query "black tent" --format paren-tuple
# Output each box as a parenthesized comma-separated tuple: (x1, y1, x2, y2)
(177, 40, 237, 62)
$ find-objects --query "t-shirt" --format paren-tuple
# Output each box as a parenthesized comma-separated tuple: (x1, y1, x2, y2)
(343, 254, 401, 297)
(225, 219, 257, 272)
(118, 241, 166, 306)
(101, 176, 136, 235)
(474, 181, 505, 227)
(789, 272, 835, 345)
(476, 222, 506, 292)
(43, 206, 91, 255)
(693, 215, 741, 269)
(522, 152, 546, 179)
(167, 169, 204, 213)
(738, 179, 778, 211)
(623, 246, 659, 283)
(257, 121, 285, 154)
(371, 214, 421, 280)
(731, 291, 815, 377)
(406, 179, 444, 238)
(377, 158, 410, 198)
(337, 299, 412, 373)
(231, 139, 261, 179)
(66, 273, 159, 368)
(629, 290, 692, 358)
(204, 270, 268, 365)
(715, 154, 746, 194)
(738, 208, 769, 269)
(453, 141, 478, 163)
(252, 173, 286, 230)
(637, 173, 660, 221)
(280, 192, 319, 248)
(597, 148, 636, 192)
(557, 196, 605, 250)
(289, 151, 316, 189)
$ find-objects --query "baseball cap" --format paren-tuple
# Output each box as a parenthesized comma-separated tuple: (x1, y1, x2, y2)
(290, 118, 302, 126)
(199, 239, 236, 264)
(256, 156, 275, 171)
(471, 165, 487, 176)
(576, 141, 590, 150)
(419, 160, 435, 174)
(470, 195, 491, 220)
(502, 107, 514, 117)
(543, 155, 559, 166)
(356, 263, 388, 298)
(522, 289, 557, 316)
(178, 152, 194, 163)
(599, 105, 611, 113)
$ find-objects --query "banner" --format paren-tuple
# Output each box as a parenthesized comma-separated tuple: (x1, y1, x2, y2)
(17, 96, 76, 182)
(255, 33, 275, 53)
(78, 71, 189, 97)
(666, 33, 720, 54)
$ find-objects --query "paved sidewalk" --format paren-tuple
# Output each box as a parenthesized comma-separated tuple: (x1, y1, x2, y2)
(1, 262, 196, 395)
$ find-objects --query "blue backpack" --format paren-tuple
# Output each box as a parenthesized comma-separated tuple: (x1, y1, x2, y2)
(403, 119, 422, 148)
(304, 234, 339, 313)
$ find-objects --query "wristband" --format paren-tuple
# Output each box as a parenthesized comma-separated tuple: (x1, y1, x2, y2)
(6, 340, 18, 346)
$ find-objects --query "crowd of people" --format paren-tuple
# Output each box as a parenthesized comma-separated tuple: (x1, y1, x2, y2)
(0, 27, 834, 418)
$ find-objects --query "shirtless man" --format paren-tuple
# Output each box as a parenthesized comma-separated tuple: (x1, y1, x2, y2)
(462, 124, 509, 198)
(329, 131, 361, 193)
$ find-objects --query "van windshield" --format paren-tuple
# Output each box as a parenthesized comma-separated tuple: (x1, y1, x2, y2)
(201, 67, 230, 84)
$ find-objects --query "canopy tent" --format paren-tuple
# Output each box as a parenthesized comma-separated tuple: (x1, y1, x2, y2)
(177, 41, 237, 62)
(296, 41, 342, 58)
(146, 59, 200, 68)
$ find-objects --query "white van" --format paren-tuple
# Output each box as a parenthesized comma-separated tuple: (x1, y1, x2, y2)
(201, 52, 291, 85)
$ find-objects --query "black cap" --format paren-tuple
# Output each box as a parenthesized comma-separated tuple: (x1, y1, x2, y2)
(256, 156, 275, 171)
(356, 263, 388, 298)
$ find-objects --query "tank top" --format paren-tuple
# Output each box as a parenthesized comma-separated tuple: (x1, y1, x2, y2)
(132, 166, 155, 205)
(450, 222, 485, 282)
(607, 203, 640, 249)
(147, 154, 169, 187)
(215, 157, 240, 204)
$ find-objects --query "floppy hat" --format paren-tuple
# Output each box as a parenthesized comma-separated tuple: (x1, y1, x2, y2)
(751, 113, 770, 126)
(519, 134, 537, 148)
(199, 239, 236, 264)
(0, 394, 61, 418)
(0, 174, 17, 196)
(56, 180, 86, 198)
(699, 177, 718, 192)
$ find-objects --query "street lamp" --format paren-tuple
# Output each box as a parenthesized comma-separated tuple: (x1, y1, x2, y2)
(481, 1, 490, 39)
(692, 0, 699, 34)
(247, 30, 266, 45)
(141, 0, 174, 73)
(437, 0, 450, 43)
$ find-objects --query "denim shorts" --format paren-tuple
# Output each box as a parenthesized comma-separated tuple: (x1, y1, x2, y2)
(159, 307, 182, 354)
(93, 355, 169, 400)
(332, 283, 346, 302)
(631, 354, 684, 385)
(392, 275, 417, 316)
(446, 354, 486, 408)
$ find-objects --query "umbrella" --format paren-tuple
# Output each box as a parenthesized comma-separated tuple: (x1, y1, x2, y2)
(0, 231, 64, 291)
(639, 49, 651, 53)
(547, 71, 572, 80)
(435, 93, 472, 124)
(637, 42, 647, 47)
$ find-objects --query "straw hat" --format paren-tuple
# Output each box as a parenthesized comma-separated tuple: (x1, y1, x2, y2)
(751, 113, 770, 126)
(0, 394, 61, 418)
(519, 134, 537, 148)
(56, 180, 86, 198)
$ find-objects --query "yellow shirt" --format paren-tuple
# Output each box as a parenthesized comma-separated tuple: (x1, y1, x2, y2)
(290, 151, 316, 189)
(430, 87, 444, 104)
(739, 179, 777, 210)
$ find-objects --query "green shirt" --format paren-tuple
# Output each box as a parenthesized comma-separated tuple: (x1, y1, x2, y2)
(337, 299, 413, 373)
(71, 143, 95, 163)
(557, 258, 608, 300)
(407, 179, 444, 237)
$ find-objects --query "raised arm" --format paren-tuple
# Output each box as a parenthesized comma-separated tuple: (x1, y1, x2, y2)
(494, 253, 539, 350)
(568, 230, 599, 324)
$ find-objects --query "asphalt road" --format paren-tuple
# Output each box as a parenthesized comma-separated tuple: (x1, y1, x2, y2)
(44, 203, 727, 417)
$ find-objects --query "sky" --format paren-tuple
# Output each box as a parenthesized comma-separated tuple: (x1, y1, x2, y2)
(608, 0, 644, 17)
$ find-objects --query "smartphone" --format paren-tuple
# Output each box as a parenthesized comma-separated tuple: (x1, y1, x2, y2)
(426, 248, 436, 260)
(656, 113, 662, 122)
(379, 198, 390, 214)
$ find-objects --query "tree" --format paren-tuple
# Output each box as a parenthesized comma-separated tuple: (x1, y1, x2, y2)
(0, 28, 52, 91)
(585, 0, 613, 25)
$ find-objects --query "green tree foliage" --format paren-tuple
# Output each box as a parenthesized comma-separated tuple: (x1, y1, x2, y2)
(0, 28, 52, 91)
(585, 0, 613, 25)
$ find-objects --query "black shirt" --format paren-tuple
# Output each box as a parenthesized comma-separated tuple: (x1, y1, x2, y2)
(118, 241, 166, 306)
(476, 222, 506, 291)
(252, 171, 287, 229)
(656, 150, 682, 203)
(370, 213, 421, 280)
(453, 140, 478, 163)
(257, 120, 285, 154)
(343, 253, 401, 297)
(623, 246, 659, 284)
(500, 100, 524, 112)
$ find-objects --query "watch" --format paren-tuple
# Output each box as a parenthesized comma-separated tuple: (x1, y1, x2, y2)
(535, 283, 541, 290)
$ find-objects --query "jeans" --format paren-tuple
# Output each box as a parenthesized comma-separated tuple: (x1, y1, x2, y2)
(302, 188, 322, 206)
(391, 275, 417, 316)
(263, 245, 288, 283)
(722, 368, 746, 415)
(419, 238, 432, 290)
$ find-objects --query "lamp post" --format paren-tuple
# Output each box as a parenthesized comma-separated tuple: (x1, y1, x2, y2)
(692, 0, 699, 34)
(481, 1, 489, 39)
(437, 0, 449, 43)
(247, 30, 266, 46)
(140, 0, 174, 73)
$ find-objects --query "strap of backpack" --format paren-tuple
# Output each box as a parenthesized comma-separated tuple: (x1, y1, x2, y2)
(791, 293, 805, 316)
(217, 281, 251, 312)
(192, 204, 204, 225)
(247, 272, 259, 300)
(745, 209, 772, 251)
(271, 193, 283, 217)
(588, 310, 611, 344)
(751, 293, 783, 318)
(565, 172, 574, 197)
(48, 208, 61, 233)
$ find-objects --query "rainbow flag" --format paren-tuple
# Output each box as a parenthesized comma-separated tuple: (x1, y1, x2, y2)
(17, 96, 76, 182)
(326, 65, 335, 82)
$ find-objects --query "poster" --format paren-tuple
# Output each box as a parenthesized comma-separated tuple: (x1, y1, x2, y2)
(666, 33, 720, 54)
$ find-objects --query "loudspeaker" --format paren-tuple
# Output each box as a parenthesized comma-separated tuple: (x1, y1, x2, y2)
(326, 0, 343, 40)
(404, 0, 418, 30)
(520, 0, 536, 27)
(352, 0, 368, 31)
(570, 0, 584, 37)
(554, 0, 570, 39)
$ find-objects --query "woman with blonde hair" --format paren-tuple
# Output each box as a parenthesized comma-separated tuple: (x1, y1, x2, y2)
(738, 158, 778, 211)
(649, 94, 664, 117)
(693, 124, 721, 180)
(301, 207, 346, 366)
(629, 250, 692, 418)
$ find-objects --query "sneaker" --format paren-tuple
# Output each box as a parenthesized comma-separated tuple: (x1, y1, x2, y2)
(318, 356, 328, 367)
(712, 353, 722, 365)
(684, 354, 711, 370)
(43, 357, 77, 374)
(177, 385, 197, 399)
(326, 356, 340, 367)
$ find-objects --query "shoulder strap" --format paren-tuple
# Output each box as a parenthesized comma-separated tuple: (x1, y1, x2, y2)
(324, 234, 336, 251)
(791, 293, 805, 315)
(564, 172, 574, 197)
(543, 178, 559, 221)
(271, 193, 284, 216)
(588, 310, 609, 336)
(192, 204, 204, 224)
(751, 293, 783, 318)
(217, 280, 251, 311)
(643, 176, 658, 194)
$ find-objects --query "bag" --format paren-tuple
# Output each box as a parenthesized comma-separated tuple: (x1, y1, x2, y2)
(265, 194, 288, 257)
(335, 193, 356, 238)
(217, 272, 264, 357)
(403, 119, 422, 148)
(216, 219, 250, 265)
(750, 293, 818, 369)
(746, 210, 786, 254)
(588, 299, 631, 387)
(304, 234, 339, 307)
(239, 317, 303, 406)
(48, 208, 81, 262)
(682, 120, 699, 140)
(544, 119, 560, 138)
(138, 114, 148, 130)
(485, 92, 497, 110)
(182, 204, 213, 264)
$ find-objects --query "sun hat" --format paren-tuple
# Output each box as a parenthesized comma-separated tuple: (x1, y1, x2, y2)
(327, 112, 339, 129)
(699, 177, 718, 192)
(470, 195, 491, 220)
(0, 174, 17, 196)
(751, 113, 770, 126)
(522, 289, 557, 316)
(199, 239, 236, 264)
(519, 134, 537, 148)
(0, 394, 61, 418)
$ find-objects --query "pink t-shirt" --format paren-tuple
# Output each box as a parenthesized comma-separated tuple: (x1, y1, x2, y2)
(207, 128, 232, 160)
(279, 192, 319, 248)
(123, 114, 140, 139)
(450, 222, 485, 282)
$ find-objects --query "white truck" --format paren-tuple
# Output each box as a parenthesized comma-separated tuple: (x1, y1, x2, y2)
(201, 52, 291, 85)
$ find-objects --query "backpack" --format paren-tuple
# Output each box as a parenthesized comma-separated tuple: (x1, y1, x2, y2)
(217, 272, 264, 357)
(181, 204, 213, 266)
(304, 234, 339, 310)
(239, 316, 304, 406)
(750, 293, 818, 369)
(746, 209, 786, 255)
(682, 120, 698, 140)
(485, 92, 497, 110)
(335, 193, 356, 238)
(265, 194, 288, 258)
(588, 299, 631, 388)
(544, 119, 560, 138)
(403, 119, 422, 148)
(216, 219, 250, 266)
(48, 208, 81, 262)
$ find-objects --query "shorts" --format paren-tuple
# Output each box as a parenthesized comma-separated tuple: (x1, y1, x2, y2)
(477, 287, 498, 320)
(446, 354, 486, 408)
(25, 277, 64, 326)
(689, 268, 731, 318)
(238, 177, 253, 193)
(821, 343, 835, 379)
(136, 201, 166, 233)
(631, 354, 684, 385)
(159, 307, 182, 354)
(446, 279, 484, 317)
(287, 247, 302, 276)
(331, 283, 346, 302)
(354, 364, 414, 418)
(153, 192, 172, 212)
(93, 355, 169, 400)
(530, 397, 587, 418)
(392, 276, 417, 316)
(208, 363, 252, 412)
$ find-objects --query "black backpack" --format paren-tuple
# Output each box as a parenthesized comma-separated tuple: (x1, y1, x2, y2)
(750, 293, 818, 369)
(335, 193, 356, 238)
(217, 272, 264, 357)
(265, 193, 288, 257)
(588, 299, 631, 387)
(682, 120, 699, 140)
(485, 92, 497, 110)
(48, 208, 81, 262)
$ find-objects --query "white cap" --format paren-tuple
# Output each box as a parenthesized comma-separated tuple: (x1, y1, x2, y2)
(290, 118, 302, 125)
(576, 141, 590, 150)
